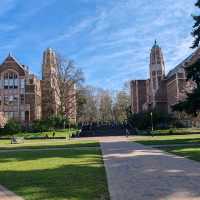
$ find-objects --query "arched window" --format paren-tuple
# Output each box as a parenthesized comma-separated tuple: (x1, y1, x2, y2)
(4, 72, 18, 89)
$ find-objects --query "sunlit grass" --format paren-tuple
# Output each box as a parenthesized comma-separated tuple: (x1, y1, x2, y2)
(133, 134, 200, 145)
(161, 146, 200, 162)
(0, 142, 109, 200)
(0, 139, 99, 150)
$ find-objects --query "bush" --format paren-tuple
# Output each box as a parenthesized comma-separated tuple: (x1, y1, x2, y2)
(32, 119, 49, 132)
(128, 111, 175, 130)
(48, 115, 69, 129)
(31, 115, 69, 132)
(3, 119, 22, 135)
(168, 129, 174, 134)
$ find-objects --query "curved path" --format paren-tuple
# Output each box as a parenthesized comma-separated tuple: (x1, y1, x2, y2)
(100, 136, 200, 200)
(0, 185, 23, 200)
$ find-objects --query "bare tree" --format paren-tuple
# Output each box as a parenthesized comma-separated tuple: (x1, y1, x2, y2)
(98, 89, 113, 123)
(56, 54, 84, 119)
(113, 89, 130, 123)
(76, 85, 98, 123)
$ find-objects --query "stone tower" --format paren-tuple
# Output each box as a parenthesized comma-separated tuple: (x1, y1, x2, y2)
(149, 40, 165, 107)
(41, 48, 60, 119)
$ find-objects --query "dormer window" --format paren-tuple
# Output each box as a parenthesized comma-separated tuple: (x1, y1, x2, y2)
(4, 72, 18, 89)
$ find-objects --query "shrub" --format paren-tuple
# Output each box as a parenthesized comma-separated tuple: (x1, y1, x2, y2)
(48, 115, 69, 129)
(31, 115, 69, 132)
(3, 119, 22, 135)
(32, 119, 49, 132)
(128, 111, 174, 130)
(168, 129, 174, 134)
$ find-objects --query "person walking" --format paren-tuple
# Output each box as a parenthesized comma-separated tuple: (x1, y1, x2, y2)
(126, 128, 129, 137)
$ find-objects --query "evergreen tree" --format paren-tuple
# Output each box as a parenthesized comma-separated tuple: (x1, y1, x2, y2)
(191, 0, 200, 48)
(172, 0, 200, 116)
(172, 59, 200, 116)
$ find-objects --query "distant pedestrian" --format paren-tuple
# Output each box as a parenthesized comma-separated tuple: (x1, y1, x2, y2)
(125, 128, 129, 137)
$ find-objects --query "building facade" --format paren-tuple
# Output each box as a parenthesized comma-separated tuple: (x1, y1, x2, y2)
(130, 41, 200, 114)
(41, 48, 61, 119)
(0, 48, 76, 125)
(130, 80, 148, 113)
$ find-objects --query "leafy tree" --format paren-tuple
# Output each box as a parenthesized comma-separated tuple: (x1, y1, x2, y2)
(172, 0, 200, 116)
(127, 111, 174, 130)
(191, 0, 200, 48)
(32, 115, 69, 132)
(4, 119, 22, 135)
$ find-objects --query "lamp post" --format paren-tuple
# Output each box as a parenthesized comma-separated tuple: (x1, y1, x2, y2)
(150, 112, 154, 133)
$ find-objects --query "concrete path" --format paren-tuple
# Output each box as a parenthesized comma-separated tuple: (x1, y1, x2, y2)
(0, 185, 23, 200)
(100, 136, 200, 200)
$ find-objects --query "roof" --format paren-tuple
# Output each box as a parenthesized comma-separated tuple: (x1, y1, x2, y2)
(166, 49, 199, 79)
(152, 40, 160, 49)
(1, 54, 26, 70)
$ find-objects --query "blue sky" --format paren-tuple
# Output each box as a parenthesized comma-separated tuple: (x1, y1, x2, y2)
(0, 0, 197, 90)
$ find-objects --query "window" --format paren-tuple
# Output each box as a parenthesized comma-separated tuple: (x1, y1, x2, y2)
(20, 94, 25, 104)
(21, 79, 25, 89)
(3, 95, 18, 106)
(5, 112, 14, 119)
(152, 71, 156, 76)
(4, 79, 8, 89)
(4, 72, 18, 89)
(0, 96, 1, 106)
(14, 79, 18, 89)
(4, 73, 8, 79)
(21, 111, 25, 121)
(29, 79, 33, 84)
(4, 96, 9, 105)
(9, 79, 13, 89)
(153, 78, 156, 89)
(8, 96, 13, 105)
(13, 95, 18, 105)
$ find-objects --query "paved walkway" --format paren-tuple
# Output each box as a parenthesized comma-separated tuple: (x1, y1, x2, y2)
(0, 185, 23, 200)
(100, 136, 200, 200)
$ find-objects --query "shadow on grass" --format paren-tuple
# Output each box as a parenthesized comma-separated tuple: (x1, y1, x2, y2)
(0, 165, 109, 200)
(0, 147, 101, 163)
(0, 149, 110, 200)
(136, 138, 200, 146)
(0, 141, 99, 151)
(161, 145, 200, 162)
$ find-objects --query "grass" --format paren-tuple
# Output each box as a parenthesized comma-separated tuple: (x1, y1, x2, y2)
(161, 146, 200, 162)
(133, 134, 200, 146)
(0, 139, 99, 150)
(151, 128, 200, 135)
(0, 129, 78, 139)
(0, 141, 109, 200)
(134, 131, 200, 163)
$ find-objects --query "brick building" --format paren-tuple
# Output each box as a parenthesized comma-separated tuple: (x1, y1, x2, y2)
(0, 48, 76, 125)
(130, 41, 199, 114)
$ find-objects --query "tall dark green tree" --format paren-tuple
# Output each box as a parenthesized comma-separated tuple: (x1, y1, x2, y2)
(191, 0, 200, 48)
(172, 0, 200, 116)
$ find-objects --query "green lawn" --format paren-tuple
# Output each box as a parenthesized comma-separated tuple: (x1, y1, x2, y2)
(133, 134, 200, 146)
(161, 146, 200, 162)
(0, 129, 78, 139)
(0, 141, 109, 200)
(0, 139, 99, 150)
(152, 128, 200, 135)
